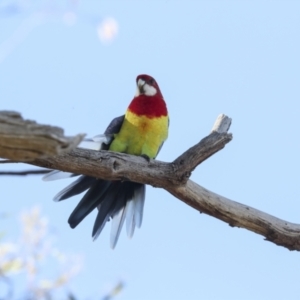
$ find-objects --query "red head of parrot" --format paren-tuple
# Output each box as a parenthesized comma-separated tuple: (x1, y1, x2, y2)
(109, 74, 169, 159)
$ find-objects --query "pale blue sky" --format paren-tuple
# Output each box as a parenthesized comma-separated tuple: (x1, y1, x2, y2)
(1, 1, 300, 299)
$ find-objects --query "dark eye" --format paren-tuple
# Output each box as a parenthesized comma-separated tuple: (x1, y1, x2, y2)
(148, 78, 155, 85)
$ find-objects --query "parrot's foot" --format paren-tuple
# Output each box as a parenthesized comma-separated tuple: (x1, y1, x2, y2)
(141, 154, 150, 162)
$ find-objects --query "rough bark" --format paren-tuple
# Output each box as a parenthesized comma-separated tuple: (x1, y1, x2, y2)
(0, 111, 84, 160)
(1, 110, 300, 251)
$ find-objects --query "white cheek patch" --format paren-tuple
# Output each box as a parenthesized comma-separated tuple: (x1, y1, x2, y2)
(143, 83, 157, 96)
(135, 78, 157, 97)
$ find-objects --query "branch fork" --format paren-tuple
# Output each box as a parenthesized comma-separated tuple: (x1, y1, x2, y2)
(1, 111, 300, 251)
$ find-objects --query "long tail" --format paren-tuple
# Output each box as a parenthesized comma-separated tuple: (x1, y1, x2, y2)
(47, 172, 145, 248)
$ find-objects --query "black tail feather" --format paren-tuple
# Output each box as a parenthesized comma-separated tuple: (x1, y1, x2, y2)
(92, 182, 125, 239)
(91, 181, 142, 242)
(55, 176, 97, 201)
(68, 180, 111, 228)
(55, 174, 145, 247)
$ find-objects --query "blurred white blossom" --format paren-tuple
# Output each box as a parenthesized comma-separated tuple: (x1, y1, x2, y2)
(97, 17, 119, 44)
(0, 206, 83, 299)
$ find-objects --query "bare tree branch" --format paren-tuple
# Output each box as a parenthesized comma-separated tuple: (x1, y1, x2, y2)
(1, 110, 300, 251)
(167, 182, 300, 251)
(0, 111, 85, 160)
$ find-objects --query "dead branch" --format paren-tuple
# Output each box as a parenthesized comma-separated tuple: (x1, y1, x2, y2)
(1, 111, 300, 251)
(0, 111, 85, 160)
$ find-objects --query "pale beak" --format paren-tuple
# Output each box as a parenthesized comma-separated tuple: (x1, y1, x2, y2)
(137, 79, 146, 94)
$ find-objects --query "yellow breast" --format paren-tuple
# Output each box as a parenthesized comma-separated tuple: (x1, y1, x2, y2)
(109, 110, 168, 158)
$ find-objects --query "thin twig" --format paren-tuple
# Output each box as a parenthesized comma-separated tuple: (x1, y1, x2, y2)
(0, 169, 50, 176)
(0, 159, 19, 163)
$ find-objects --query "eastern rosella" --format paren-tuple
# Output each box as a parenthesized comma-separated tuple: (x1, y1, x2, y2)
(43, 74, 169, 248)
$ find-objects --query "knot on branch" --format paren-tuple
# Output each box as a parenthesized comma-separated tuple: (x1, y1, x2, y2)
(113, 159, 120, 171)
